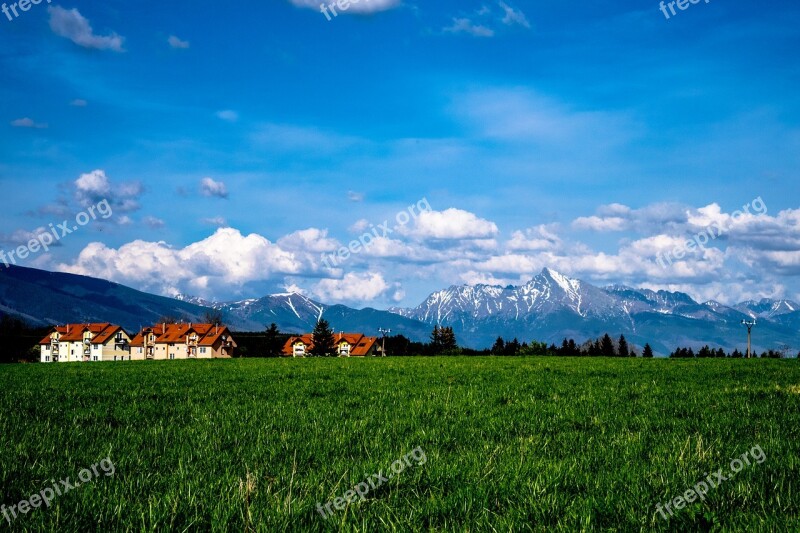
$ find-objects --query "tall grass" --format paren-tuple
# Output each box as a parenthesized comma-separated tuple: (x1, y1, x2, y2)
(0, 357, 798, 531)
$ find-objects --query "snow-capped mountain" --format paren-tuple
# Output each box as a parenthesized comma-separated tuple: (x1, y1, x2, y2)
(392, 268, 800, 354)
(177, 292, 430, 338)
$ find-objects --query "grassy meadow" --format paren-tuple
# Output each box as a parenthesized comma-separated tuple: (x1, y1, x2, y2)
(0, 357, 799, 531)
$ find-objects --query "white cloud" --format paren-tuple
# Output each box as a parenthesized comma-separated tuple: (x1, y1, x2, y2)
(277, 228, 339, 254)
(572, 215, 629, 232)
(201, 216, 227, 227)
(168, 35, 190, 49)
(70, 99, 88, 107)
(59, 228, 303, 297)
(48, 7, 124, 52)
(143, 216, 165, 229)
(348, 191, 365, 202)
(507, 225, 561, 251)
(216, 110, 238, 122)
(499, 1, 530, 28)
(443, 18, 495, 37)
(74, 169, 143, 214)
(11, 117, 47, 129)
(349, 219, 370, 233)
(309, 272, 391, 303)
(408, 208, 499, 240)
(572, 202, 689, 233)
(287, 0, 401, 15)
(200, 177, 229, 199)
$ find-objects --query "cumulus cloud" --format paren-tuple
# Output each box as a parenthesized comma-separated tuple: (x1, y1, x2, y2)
(200, 177, 229, 199)
(573, 202, 689, 233)
(59, 228, 303, 297)
(48, 7, 124, 52)
(309, 272, 392, 303)
(168, 35, 190, 49)
(73, 170, 143, 214)
(11, 118, 47, 129)
(277, 228, 339, 254)
(507, 225, 561, 251)
(407, 208, 499, 240)
(0, 227, 62, 248)
(50, 198, 800, 306)
(71, 169, 143, 215)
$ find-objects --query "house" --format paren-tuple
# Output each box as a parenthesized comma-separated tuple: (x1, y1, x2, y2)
(282, 332, 381, 357)
(129, 323, 237, 360)
(39, 323, 132, 363)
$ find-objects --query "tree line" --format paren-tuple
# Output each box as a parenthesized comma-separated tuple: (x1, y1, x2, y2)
(669, 345, 794, 358)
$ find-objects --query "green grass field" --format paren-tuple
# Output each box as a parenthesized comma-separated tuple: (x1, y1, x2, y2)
(1, 357, 798, 531)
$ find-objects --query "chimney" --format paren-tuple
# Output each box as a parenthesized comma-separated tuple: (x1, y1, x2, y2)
(163, 323, 166, 334)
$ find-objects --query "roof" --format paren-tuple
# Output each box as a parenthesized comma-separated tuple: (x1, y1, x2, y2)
(129, 323, 236, 348)
(282, 333, 378, 356)
(38, 323, 125, 345)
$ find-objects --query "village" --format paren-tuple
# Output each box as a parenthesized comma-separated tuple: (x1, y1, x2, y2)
(36, 322, 384, 362)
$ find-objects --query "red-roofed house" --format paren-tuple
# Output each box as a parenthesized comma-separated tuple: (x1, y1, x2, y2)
(39, 323, 132, 363)
(129, 323, 237, 360)
(282, 332, 380, 357)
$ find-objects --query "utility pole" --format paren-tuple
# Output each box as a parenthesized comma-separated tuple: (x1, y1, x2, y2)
(741, 319, 756, 359)
(378, 328, 391, 357)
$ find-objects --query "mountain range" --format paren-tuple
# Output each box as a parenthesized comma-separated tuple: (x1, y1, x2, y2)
(390, 268, 800, 354)
(1, 265, 798, 355)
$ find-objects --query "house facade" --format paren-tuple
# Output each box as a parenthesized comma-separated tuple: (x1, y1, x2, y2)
(282, 333, 380, 357)
(39, 323, 132, 363)
(129, 323, 237, 360)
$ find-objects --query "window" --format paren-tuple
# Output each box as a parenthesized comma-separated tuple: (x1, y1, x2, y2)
(169, 353, 175, 360)
(44, 356, 50, 362)
(200, 347, 207, 354)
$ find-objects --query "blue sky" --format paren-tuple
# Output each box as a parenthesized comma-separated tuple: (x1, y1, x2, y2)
(1, 0, 799, 307)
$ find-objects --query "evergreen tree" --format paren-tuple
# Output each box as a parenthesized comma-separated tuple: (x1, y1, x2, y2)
(567, 339, 578, 356)
(311, 319, 335, 356)
(618, 335, 629, 358)
(560, 338, 570, 356)
(601, 334, 615, 356)
(643, 343, 654, 358)
(264, 323, 282, 356)
(491, 337, 505, 355)
(507, 337, 521, 356)
(440, 326, 458, 352)
(430, 325, 442, 353)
